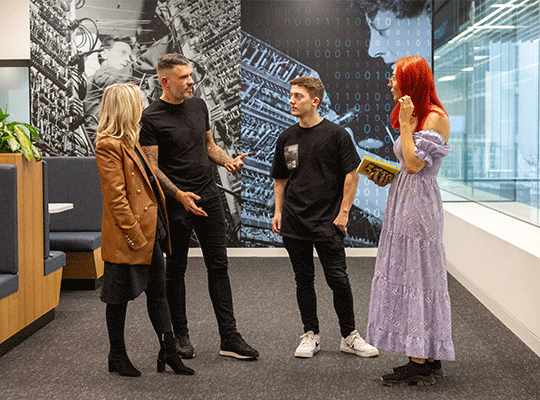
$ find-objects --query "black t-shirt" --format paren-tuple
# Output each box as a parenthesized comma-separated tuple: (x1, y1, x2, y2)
(271, 119, 360, 241)
(139, 97, 213, 194)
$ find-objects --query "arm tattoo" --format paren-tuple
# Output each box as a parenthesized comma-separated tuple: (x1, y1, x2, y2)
(142, 145, 180, 198)
(205, 131, 233, 166)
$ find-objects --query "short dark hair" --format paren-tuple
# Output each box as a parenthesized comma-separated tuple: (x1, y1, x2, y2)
(355, 0, 430, 19)
(100, 36, 132, 50)
(157, 53, 190, 73)
(290, 76, 325, 102)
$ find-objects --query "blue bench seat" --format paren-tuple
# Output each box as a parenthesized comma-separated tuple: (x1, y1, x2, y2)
(0, 164, 19, 300)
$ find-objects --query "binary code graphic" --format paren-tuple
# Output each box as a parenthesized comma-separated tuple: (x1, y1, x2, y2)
(240, 0, 431, 247)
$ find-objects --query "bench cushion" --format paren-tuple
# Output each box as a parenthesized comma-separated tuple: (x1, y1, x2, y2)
(44, 156, 102, 232)
(0, 274, 18, 300)
(0, 164, 18, 274)
(44, 251, 66, 276)
(49, 232, 102, 252)
(43, 160, 50, 259)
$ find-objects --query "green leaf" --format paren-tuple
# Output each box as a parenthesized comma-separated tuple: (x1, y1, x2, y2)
(0, 134, 20, 152)
(31, 143, 42, 161)
(19, 122, 39, 141)
(0, 107, 9, 124)
(14, 125, 34, 160)
(0, 107, 40, 162)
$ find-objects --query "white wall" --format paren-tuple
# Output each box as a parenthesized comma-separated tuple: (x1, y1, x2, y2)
(0, 0, 30, 59)
(443, 202, 540, 356)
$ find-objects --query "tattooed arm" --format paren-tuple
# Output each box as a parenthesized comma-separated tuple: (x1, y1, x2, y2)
(141, 145, 207, 217)
(205, 130, 248, 172)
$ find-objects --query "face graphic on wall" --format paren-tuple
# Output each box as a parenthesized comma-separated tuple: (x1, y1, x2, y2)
(103, 41, 133, 70)
(366, 9, 431, 67)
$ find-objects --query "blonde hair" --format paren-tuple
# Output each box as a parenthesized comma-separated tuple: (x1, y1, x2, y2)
(96, 83, 142, 147)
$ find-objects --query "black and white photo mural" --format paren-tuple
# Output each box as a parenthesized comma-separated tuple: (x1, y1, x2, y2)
(29, 0, 431, 248)
(30, 0, 244, 246)
(240, 0, 432, 247)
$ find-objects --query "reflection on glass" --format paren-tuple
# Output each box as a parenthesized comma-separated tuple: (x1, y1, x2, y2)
(434, 0, 539, 227)
(0, 67, 30, 124)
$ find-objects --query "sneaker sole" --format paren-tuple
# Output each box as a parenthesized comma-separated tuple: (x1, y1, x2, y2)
(382, 374, 436, 387)
(219, 350, 258, 360)
(340, 345, 379, 358)
(295, 346, 320, 358)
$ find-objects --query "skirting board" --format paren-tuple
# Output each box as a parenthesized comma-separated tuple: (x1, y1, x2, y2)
(187, 247, 378, 257)
(447, 261, 540, 357)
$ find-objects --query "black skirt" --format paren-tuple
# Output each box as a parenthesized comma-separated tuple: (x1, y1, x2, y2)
(100, 237, 165, 304)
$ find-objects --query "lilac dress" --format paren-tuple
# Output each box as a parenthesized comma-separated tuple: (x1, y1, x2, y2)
(366, 129, 455, 361)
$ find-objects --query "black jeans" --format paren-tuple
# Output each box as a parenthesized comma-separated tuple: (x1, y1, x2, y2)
(166, 183, 237, 339)
(282, 236, 356, 338)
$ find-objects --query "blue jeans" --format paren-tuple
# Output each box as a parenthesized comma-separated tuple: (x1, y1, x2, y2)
(282, 236, 356, 338)
(166, 183, 237, 339)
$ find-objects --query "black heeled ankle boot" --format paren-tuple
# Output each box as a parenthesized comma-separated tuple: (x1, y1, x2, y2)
(108, 352, 141, 377)
(157, 332, 195, 375)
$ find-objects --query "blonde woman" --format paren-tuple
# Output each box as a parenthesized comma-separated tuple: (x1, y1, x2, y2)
(95, 83, 194, 377)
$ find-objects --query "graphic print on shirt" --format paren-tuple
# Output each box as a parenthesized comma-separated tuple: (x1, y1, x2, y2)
(284, 144, 298, 170)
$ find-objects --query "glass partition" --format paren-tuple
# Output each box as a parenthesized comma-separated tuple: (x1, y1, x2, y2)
(0, 64, 30, 124)
(434, 0, 539, 226)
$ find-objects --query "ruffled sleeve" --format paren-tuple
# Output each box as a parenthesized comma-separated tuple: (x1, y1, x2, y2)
(413, 129, 450, 166)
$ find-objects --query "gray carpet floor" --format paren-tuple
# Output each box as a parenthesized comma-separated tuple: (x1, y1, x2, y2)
(1, 257, 539, 400)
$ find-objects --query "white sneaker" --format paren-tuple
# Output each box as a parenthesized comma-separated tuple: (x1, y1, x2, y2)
(295, 331, 320, 358)
(340, 330, 379, 358)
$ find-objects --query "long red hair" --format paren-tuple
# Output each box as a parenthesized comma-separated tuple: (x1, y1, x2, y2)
(390, 55, 446, 132)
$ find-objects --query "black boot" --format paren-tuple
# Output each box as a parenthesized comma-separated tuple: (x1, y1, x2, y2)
(106, 303, 140, 377)
(157, 332, 195, 375)
(108, 352, 141, 377)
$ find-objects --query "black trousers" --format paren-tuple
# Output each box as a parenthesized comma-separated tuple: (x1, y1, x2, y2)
(282, 235, 356, 338)
(166, 183, 237, 339)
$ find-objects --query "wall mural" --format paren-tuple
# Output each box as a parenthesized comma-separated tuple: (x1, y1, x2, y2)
(29, 0, 431, 248)
(240, 0, 432, 247)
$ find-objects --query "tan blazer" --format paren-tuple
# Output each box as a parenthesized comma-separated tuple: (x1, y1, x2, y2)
(95, 137, 170, 265)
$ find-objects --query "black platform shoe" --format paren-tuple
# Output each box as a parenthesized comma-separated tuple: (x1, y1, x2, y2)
(382, 360, 436, 387)
(157, 332, 195, 375)
(393, 357, 446, 379)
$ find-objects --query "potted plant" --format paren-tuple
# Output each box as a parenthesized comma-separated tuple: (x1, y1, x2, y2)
(0, 106, 41, 161)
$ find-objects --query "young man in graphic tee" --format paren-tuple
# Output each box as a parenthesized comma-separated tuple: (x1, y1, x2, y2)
(139, 53, 258, 360)
(271, 76, 379, 358)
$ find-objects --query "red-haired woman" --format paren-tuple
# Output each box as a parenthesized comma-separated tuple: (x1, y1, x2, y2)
(366, 56, 454, 386)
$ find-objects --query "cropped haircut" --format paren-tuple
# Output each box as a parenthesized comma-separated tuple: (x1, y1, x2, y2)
(390, 56, 447, 132)
(290, 76, 325, 103)
(101, 36, 132, 50)
(157, 53, 190, 74)
(96, 83, 142, 147)
(355, 0, 430, 19)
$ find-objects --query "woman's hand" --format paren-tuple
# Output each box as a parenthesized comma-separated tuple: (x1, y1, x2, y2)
(368, 171, 391, 187)
(398, 95, 418, 131)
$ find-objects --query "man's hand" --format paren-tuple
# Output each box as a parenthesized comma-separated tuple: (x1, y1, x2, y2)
(333, 210, 349, 232)
(176, 190, 207, 217)
(224, 153, 248, 173)
(368, 171, 391, 187)
(272, 212, 281, 234)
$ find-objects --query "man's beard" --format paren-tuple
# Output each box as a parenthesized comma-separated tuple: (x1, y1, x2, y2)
(171, 87, 193, 102)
